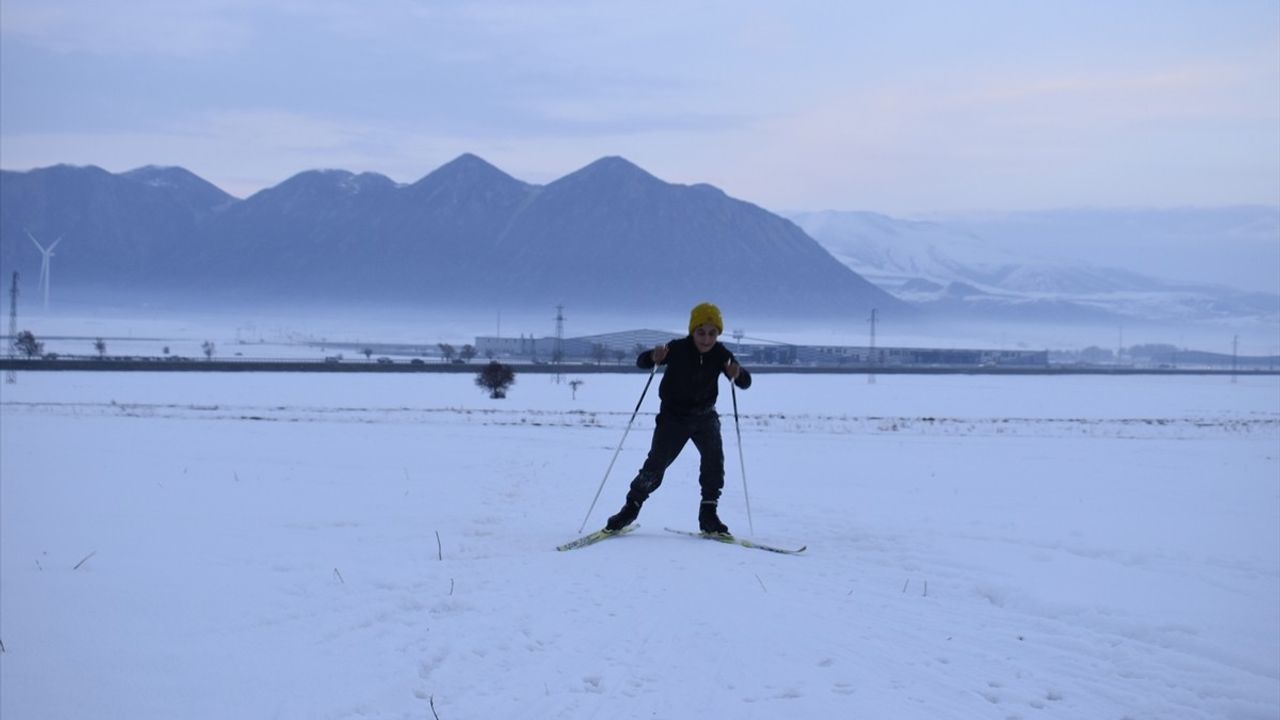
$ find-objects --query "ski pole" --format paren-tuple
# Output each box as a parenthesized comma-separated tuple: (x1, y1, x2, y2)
(577, 362, 659, 533)
(731, 380, 754, 536)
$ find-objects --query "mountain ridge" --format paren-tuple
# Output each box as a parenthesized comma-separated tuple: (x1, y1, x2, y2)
(1, 156, 904, 319)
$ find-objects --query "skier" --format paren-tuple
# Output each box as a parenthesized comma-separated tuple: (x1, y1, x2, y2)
(605, 302, 752, 535)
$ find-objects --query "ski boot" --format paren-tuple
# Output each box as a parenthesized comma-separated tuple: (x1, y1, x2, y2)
(698, 501, 729, 535)
(605, 500, 641, 532)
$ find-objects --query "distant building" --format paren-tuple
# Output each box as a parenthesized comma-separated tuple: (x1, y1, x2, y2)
(475, 330, 1049, 368)
(476, 330, 682, 363)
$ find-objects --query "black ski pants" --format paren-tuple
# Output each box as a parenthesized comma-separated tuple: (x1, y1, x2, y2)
(625, 411, 725, 506)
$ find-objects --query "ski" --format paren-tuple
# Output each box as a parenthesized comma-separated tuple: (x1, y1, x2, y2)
(556, 524, 636, 552)
(664, 528, 806, 555)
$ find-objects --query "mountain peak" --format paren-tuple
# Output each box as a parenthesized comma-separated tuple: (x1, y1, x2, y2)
(413, 153, 526, 190)
(122, 165, 237, 208)
(24, 163, 113, 181)
(124, 164, 183, 176)
(268, 168, 355, 193)
(548, 156, 664, 194)
(577, 155, 653, 178)
(586, 155, 639, 169)
(240, 168, 397, 206)
(285, 168, 355, 183)
(444, 152, 492, 168)
(277, 168, 392, 189)
(124, 164, 230, 189)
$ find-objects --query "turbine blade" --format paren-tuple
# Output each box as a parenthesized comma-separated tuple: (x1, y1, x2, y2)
(26, 230, 47, 252)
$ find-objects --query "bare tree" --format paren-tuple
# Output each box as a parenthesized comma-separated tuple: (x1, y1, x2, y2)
(475, 361, 516, 399)
(93, 338, 107, 359)
(362, 347, 374, 360)
(460, 344, 478, 363)
(438, 343, 456, 363)
(15, 330, 43, 358)
(591, 344, 607, 365)
(569, 379, 584, 400)
(202, 341, 216, 361)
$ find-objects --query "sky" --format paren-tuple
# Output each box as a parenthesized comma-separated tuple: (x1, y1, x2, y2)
(1, 0, 1278, 215)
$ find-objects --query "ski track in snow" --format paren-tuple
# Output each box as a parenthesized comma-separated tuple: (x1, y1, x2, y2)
(1, 373, 1277, 719)
(3, 399, 1275, 440)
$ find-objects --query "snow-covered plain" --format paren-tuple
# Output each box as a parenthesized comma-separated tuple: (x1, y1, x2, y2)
(2, 369, 1278, 719)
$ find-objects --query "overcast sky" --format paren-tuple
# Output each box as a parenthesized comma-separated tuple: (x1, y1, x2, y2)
(2, 0, 1277, 215)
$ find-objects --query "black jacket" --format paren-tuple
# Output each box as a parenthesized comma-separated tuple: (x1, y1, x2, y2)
(638, 336, 752, 416)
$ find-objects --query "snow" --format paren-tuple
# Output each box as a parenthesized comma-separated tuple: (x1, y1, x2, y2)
(2, 369, 1278, 719)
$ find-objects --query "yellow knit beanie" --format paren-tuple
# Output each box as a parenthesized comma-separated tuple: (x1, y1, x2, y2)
(688, 302, 724, 334)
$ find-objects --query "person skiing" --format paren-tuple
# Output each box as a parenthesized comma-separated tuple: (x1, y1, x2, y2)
(605, 302, 752, 535)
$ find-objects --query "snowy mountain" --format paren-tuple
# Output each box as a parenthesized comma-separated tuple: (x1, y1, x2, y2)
(947, 206, 1280, 294)
(787, 209, 1280, 327)
(120, 165, 238, 219)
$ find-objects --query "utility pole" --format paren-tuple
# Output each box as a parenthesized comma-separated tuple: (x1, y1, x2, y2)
(553, 304, 565, 384)
(6, 272, 18, 384)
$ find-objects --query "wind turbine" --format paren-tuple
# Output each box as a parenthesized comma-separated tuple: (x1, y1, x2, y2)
(25, 230, 62, 312)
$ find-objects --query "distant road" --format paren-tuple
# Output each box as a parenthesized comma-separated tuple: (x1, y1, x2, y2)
(0, 358, 1273, 376)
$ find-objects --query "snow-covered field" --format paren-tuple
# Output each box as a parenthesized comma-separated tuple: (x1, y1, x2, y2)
(2, 370, 1278, 719)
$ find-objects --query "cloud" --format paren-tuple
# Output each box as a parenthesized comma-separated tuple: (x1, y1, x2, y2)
(0, 0, 257, 57)
(696, 57, 1280, 213)
(2, 1, 1276, 214)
